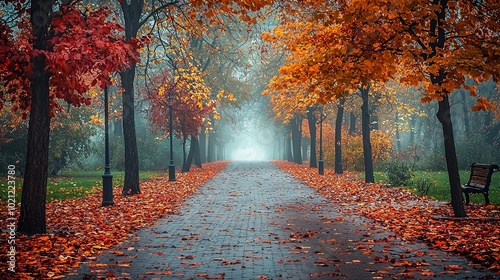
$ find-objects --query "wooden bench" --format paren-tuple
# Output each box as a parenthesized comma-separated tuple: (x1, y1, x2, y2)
(462, 163, 499, 205)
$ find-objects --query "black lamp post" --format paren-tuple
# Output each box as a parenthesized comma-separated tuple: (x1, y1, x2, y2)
(318, 105, 324, 175)
(168, 92, 176, 181)
(102, 86, 114, 206)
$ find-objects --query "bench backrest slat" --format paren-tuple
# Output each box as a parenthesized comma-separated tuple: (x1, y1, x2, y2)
(466, 163, 499, 191)
(470, 176, 487, 185)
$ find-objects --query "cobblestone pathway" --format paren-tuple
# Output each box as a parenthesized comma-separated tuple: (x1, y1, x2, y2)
(69, 162, 497, 279)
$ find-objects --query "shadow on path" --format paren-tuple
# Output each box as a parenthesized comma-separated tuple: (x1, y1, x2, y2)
(69, 161, 497, 279)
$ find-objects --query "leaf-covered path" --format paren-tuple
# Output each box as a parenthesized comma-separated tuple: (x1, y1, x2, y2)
(69, 161, 497, 279)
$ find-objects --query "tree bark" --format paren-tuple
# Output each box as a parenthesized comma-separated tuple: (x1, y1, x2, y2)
(119, 0, 143, 195)
(207, 131, 215, 162)
(120, 65, 140, 195)
(193, 136, 202, 168)
(361, 85, 374, 183)
(427, 0, 466, 217)
(181, 139, 187, 171)
(349, 111, 356, 135)
(182, 139, 191, 172)
(437, 96, 466, 217)
(307, 107, 317, 168)
(286, 129, 293, 162)
(301, 138, 308, 161)
(217, 143, 224, 160)
(182, 135, 201, 172)
(18, 0, 54, 234)
(335, 98, 345, 174)
(395, 112, 402, 152)
(370, 97, 379, 130)
(395, 127, 402, 152)
(291, 116, 302, 164)
(207, 117, 215, 162)
(199, 129, 206, 163)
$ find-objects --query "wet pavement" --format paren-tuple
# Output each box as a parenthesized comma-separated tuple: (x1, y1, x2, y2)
(69, 161, 497, 279)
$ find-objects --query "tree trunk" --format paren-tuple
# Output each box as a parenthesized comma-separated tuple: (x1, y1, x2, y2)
(349, 111, 356, 135)
(307, 108, 317, 168)
(437, 96, 466, 217)
(119, 0, 143, 195)
(431, 0, 466, 218)
(217, 143, 224, 160)
(395, 127, 402, 152)
(361, 85, 374, 183)
(193, 136, 202, 168)
(207, 120, 215, 162)
(291, 116, 302, 164)
(335, 98, 345, 174)
(395, 112, 402, 152)
(50, 159, 65, 176)
(282, 135, 286, 160)
(370, 98, 379, 130)
(182, 137, 194, 172)
(368, 93, 380, 131)
(199, 129, 206, 163)
(182, 135, 201, 171)
(286, 131, 293, 162)
(182, 139, 187, 171)
(120, 65, 140, 195)
(18, 0, 54, 234)
(301, 138, 308, 161)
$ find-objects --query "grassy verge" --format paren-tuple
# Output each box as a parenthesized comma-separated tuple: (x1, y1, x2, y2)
(0, 170, 164, 203)
(373, 170, 500, 205)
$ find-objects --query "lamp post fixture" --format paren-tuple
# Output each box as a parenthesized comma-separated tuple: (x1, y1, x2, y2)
(168, 92, 176, 181)
(102, 86, 114, 206)
(318, 105, 324, 175)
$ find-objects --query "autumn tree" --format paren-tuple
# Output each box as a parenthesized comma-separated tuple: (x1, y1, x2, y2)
(334, 98, 346, 174)
(306, 106, 318, 167)
(145, 66, 216, 172)
(117, 0, 272, 194)
(275, 0, 500, 217)
(117, 0, 177, 195)
(0, 1, 138, 234)
(262, 32, 322, 165)
(262, 17, 395, 180)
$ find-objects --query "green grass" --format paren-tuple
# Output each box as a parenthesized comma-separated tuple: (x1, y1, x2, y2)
(0, 170, 164, 203)
(373, 170, 500, 205)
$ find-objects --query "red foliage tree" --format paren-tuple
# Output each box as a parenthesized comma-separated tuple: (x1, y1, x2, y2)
(0, 2, 138, 234)
(146, 69, 215, 171)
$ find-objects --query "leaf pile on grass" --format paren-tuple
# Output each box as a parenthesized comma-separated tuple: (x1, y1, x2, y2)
(274, 161, 500, 273)
(0, 161, 228, 279)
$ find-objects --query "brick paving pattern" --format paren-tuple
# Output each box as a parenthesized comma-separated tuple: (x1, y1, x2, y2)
(69, 162, 497, 279)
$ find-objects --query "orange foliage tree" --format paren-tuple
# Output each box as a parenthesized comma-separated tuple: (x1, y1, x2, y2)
(307, 121, 393, 172)
(264, 0, 500, 217)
